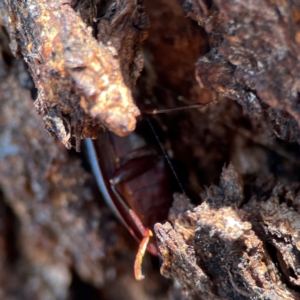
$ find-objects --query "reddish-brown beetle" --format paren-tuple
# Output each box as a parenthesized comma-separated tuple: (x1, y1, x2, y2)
(85, 117, 179, 280)
(85, 101, 217, 280)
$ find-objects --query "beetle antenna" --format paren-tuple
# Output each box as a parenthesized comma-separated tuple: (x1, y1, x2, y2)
(143, 96, 220, 115)
(145, 116, 186, 195)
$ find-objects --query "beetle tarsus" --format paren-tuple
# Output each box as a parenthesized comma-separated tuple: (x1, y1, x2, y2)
(134, 228, 153, 281)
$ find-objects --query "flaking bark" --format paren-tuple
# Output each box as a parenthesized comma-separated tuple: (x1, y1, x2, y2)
(156, 166, 300, 299)
(5, 0, 145, 150)
(184, 0, 300, 143)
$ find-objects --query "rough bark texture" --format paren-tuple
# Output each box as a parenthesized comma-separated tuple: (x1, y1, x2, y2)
(184, 0, 300, 143)
(156, 169, 300, 299)
(1, 0, 300, 299)
(5, 0, 144, 150)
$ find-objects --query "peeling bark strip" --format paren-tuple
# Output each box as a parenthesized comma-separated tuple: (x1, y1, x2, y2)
(184, 0, 300, 144)
(7, 0, 140, 150)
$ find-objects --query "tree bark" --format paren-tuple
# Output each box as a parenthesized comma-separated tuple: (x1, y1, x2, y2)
(1, 0, 300, 299)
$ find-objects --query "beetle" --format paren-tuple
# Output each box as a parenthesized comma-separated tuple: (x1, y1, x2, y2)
(85, 101, 218, 280)
(85, 117, 180, 280)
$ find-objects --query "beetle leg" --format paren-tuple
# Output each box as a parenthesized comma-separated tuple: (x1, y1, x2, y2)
(134, 229, 153, 280)
(129, 209, 153, 280)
